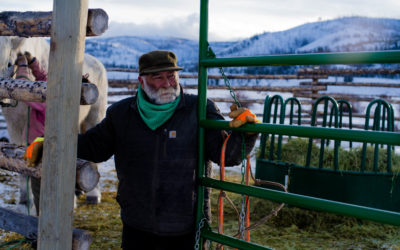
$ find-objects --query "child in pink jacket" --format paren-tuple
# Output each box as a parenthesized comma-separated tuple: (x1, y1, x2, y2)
(15, 52, 47, 145)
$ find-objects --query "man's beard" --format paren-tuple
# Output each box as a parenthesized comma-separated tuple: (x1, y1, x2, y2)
(142, 79, 180, 104)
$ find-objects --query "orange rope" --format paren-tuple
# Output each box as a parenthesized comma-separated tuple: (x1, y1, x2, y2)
(217, 134, 231, 238)
(218, 134, 252, 250)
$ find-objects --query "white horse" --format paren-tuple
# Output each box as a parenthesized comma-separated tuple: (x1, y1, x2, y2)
(0, 36, 108, 212)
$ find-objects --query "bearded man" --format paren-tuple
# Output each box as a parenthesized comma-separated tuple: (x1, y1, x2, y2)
(75, 50, 259, 249)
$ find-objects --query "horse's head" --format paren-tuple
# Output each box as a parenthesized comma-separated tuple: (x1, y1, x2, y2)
(0, 36, 26, 78)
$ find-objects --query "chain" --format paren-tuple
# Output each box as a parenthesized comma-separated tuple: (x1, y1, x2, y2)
(194, 217, 208, 250)
(219, 67, 241, 108)
(239, 134, 247, 239)
(207, 44, 241, 108)
(208, 44, 248, 240)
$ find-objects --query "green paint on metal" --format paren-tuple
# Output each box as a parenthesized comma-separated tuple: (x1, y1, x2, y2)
(337, 100, 353, 148)
(306, 96, 339, 169)
(200, 177, 400, 226)
(259, 96, 271, 160)
(202, 229, 271, 250)
(199, 120, 400, 146)
(284, 97, 302, 126)
(195, 0, 209, 246)
(255, 159, 400, 212)
(362, 99, 394, 172)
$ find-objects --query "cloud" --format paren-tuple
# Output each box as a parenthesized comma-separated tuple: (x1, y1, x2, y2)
(103, 13, 200, 40)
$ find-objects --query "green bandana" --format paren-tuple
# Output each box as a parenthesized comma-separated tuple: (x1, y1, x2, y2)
(136, 85, 181, 130)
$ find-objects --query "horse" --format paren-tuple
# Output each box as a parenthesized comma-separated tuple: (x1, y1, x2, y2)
(0, 36, 108, 213)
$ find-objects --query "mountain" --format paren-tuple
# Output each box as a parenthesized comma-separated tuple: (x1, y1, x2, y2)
(85, 36, 231, 70)
(85, 16, 400, 72)
(219, 16, 400, 56)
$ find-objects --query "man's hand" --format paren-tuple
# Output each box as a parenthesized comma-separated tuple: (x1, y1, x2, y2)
(228, 104, 260, 128)
(24, 137, 44, 167)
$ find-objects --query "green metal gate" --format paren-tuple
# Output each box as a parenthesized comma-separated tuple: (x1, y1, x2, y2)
(195, 0, 400, 249)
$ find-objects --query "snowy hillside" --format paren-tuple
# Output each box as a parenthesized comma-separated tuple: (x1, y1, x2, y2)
(85, 16, 400, 71)
(220, 17, 400, 56)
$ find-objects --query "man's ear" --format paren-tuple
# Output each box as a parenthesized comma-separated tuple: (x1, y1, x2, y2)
(11, 37, 25, 50)
(138, 75, 144, 88)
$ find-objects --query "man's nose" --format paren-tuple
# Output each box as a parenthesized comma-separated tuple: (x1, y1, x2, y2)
(159, 76, 175, 88)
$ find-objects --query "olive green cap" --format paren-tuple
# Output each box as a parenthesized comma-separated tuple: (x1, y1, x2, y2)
(139, 50, 183, 75)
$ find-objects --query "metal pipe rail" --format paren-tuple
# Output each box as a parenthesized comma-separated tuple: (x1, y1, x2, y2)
(200, 177, 400, 227)
(200, 120, 400, 145)
(202, 230, 271, 250)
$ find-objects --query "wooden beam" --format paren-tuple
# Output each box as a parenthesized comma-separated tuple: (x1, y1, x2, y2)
(0, 207, 92, 250)
(38, 0, 89, 249)
(294, 92, 400, 103)
(108, 79, 327, 92)
(0, 9, 107, 37)
(0, 142, 99, 192)
(0, 78, 98, 105)
(106, 67, 329, 79)
(300, 81, 400, 88)
(297, 68, 400, 75)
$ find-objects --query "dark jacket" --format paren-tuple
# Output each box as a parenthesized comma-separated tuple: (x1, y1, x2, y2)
(77, 88, 257, 236)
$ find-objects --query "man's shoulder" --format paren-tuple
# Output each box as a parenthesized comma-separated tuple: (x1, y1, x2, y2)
(181, 92, 221, 117)
(182, 92, 197, 102)
(107, 96, 135, 113)
(182, 92, 216, 105)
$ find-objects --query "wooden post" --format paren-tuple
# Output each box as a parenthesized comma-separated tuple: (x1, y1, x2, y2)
(38, 0, 88, 249)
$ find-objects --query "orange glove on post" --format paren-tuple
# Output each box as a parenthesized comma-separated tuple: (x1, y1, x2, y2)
(228, 104, 260, 128)
(24, 137, 44, 167)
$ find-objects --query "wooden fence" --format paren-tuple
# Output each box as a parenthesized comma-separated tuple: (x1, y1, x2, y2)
(106, 68, 400, 131)
(0, 7, 108, 249)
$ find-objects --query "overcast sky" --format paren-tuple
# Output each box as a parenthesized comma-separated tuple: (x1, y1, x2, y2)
(3, 0, 400, 41)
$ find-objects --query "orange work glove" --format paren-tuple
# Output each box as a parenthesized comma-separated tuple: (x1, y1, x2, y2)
(228, 104, 260, 128)
(24, 137, 44, 167)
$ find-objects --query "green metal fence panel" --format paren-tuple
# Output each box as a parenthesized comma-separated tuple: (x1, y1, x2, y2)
(265, 95, 285, 160)
(284, 97, 302, 126)
(283, 97, 302, 141)
(256, 159, 400, 212)
(259, 96, 270, 159)
(202, 230, 271, 250)
(337, 99, 353, 148)
(306, 96, 339, 169)
(197, 0, 400, 248)
(200, 120, 400, 145)
(361, 99, 394, 172)
(256, 96, 399, 211)
(288, 166, 400, 212)
(255, 159, 289, 188)
(200, 177, 400, 226)
(195, 0, 210, 247)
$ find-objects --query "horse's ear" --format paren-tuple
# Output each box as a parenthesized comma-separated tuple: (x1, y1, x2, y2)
(10, 37, 25, 50)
